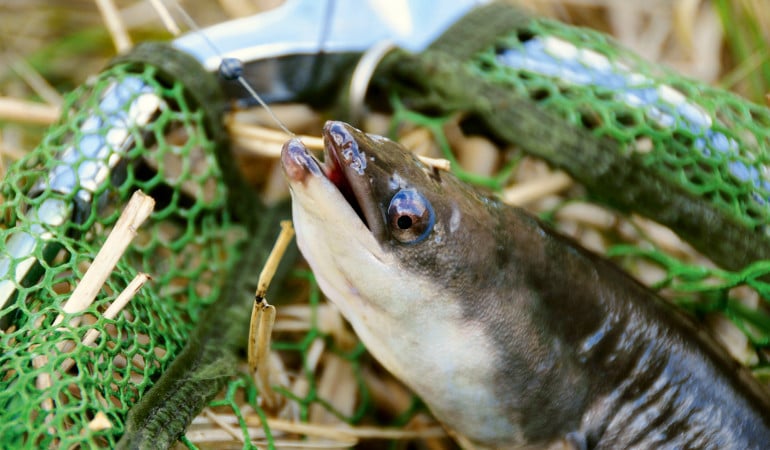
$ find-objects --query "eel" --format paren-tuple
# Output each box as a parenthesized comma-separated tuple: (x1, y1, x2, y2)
(280, 121, 770, 449)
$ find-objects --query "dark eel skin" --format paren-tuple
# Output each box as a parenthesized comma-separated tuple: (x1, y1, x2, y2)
(281, 121, 770, 449)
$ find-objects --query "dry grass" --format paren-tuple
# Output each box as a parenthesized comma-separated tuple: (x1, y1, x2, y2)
(1, 0, 769, 448)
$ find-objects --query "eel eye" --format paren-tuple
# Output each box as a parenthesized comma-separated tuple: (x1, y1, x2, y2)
(387, 189, 435, 244)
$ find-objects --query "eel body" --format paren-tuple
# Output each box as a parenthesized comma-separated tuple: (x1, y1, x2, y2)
(281, 121, 770, 449)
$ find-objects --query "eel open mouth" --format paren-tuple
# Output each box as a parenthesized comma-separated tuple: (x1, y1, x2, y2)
(281, 121, 384, 238)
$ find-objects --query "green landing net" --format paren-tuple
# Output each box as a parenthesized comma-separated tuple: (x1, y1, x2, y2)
(0, 42, 399, 449)
(0, 46, 243, 447)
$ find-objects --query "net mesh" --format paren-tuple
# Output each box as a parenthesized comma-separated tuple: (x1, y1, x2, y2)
(2, 3, 770, 449)
(474, 17, 770, 232)
(0, 62, 242, 448)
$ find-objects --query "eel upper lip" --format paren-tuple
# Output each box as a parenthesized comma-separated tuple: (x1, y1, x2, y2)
(321, 121, 373, 232)
(322, 121, 388, 241)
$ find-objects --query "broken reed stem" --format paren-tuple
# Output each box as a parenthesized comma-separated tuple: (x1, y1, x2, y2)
(248, 303, 263, 375)
(418, 155, 451, 171)
(32, 356, 53, 415)
(228, 119, 325, 157)
(203, 408, 245, 443)
(248, 221, 294, 408)
(147, 0, 181, 35)
(94, 0, 132, 53)
(0, 97, 60, 125)
(256, 220, 295, 299)
(249, 300, 277, 401)
(253, 439, 357, 448)
(193, 412, 450, 447)
(87, 411, 113, 432)
(229, 119, 452, 171)
(58, 273, 150, 374)
(249, 416, 447, 442)
(53, 190, 154, 327)
(502, 171, 572, 205)
(33, 191, 153, 421)
(8, 57, 63, 106)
